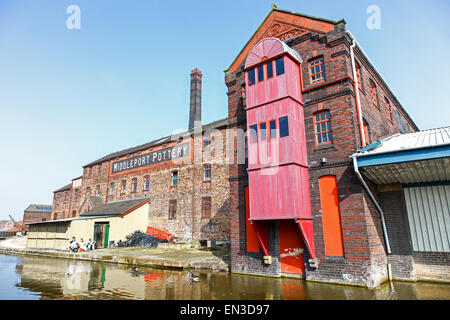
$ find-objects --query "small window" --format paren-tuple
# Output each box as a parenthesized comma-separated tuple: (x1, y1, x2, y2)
(249, 124, 258, 143)
(96, 185, 101, 195)
(269, 120, 277, 139)
(201, 197, 212, 219)
(309, 57, 326, 83)
(279, 116, 289, 138)
(248, 68, 255, 86)
(259, 123, 267, 141)
(131, 178, 137, 192)
(355, 62, 362, 88)
(72, 210, 76, 218)
(257, 65, 264, 82)
(384, 97, 392, 121)
(86, 187, 91, 196)
(203, 134, 211, 148)
(171, 171, 178, 186)
(266, 61, 273, 79)
(98, 165, 102, 175)
(406, 123, 411, 133)
(241, 84, 246, 106)
(144, 176, 150, 190)
(396, 110, 404, 133)
(370, 80, 378, 106)
(314, 111, 333, 145)
(168, 200, 177, 220)
(203, 164, 211, 181)
(109, 182, 114, 196)
(244, 137, 248, 160)
(276, 57, 285, 76)
(121, 180, 126, 193)
(363, 119, 370, 144)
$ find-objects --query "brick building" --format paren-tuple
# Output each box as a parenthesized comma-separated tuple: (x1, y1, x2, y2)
(51, 69, 231, 243)
(22, 204, 52, 231)
(225, 6, 421, 288)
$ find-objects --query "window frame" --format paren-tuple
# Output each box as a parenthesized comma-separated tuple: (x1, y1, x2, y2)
(131, 178, 137, 193)
(309, 56, 326, 84)
(201, 196, 212, 219)
(168, 200, 177, 220)
(313, 110, 333, 146)
(269, 119, 277, 140)
(121, 180, 126, 193)
(171, 171, 178, 187)
(203, 164, 212, 182)
(259, 122, 267, 141)
(279, 116, 290, 138)
(384, 96, 392, 121)
(144, 176, 150, 191)
(109, 182, 115, 196)
(370, 79, 378, 107)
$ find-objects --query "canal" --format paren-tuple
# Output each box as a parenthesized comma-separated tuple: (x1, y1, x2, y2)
(1, 254, 449, 300)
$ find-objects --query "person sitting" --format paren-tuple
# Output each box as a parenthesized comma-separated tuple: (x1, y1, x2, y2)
(87, 238, 96, 251)
(69, 237, 78, 252)
(78, 238, 88, 252)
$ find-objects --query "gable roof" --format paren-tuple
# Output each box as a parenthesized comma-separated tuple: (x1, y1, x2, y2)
(80, 198, 149, 217)
(225, 5, 342, 73)
(54, 184, 71, 193)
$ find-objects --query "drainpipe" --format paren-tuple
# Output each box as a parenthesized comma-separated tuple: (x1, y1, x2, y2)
(352, 156, 393, 287)
(347, 30, 366, 149)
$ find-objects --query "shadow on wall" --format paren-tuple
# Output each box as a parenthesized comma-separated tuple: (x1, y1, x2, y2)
(200, 199, 230, 242)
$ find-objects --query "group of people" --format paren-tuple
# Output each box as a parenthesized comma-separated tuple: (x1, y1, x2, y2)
(69, 237, 96, 252)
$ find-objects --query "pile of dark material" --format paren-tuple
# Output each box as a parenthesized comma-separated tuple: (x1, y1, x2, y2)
(119, 231, 168, 248)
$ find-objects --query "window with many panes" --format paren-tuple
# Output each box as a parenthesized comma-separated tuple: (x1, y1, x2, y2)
(168, 200, 177, 220)
(203, 164, 211, 181)
(171, 171, 178, 186)
(131, 178, 137, 193)
(201, 197, 212, 219)
(314, 111, 333, 145)
(309, 57, 326, 83)
(247, 58, 284, 87)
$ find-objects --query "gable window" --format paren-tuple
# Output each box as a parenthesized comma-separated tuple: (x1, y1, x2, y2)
(248, 68, 255, 86)
(314, 111, 333, 145)
(168, 200, 177, 220)
(275, 57, 285, 76)
(370, 80, 378, 106)
(171, 171, 178, 186)
(279, 116, 289, 138)
(203, 164, 211, 182)
(121, 180, 126, 193)
(109, 182, 114, 196)
(309, 56, 326, 83)
(144, 176, 150, 190)
(249, 124, 258, 143)
(201, 197, 212, 219)
(131, 178, 137, 193)
(384, 97, 392, 121)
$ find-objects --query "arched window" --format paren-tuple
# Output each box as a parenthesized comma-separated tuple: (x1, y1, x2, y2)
(384, 97, 392, 121)
(314, 110, 333, 145)
(355, 62, 362, 89)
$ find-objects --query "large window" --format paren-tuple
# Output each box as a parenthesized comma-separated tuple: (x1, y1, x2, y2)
(314, 111, 333, 145)
(168, 200, 177, 220)
(201, 197, 212, 219)
(309, 56, 326, 83)
(279, 116, 289, 138)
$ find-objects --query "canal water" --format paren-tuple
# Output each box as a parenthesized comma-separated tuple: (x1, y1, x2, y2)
(1, 254, 449, 300)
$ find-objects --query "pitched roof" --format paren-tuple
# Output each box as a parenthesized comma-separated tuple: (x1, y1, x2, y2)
(80, 198, 149, 217)
(24, 204, 53, 212)
(54, 184, 71, 193)
(83, 118, 228, 168)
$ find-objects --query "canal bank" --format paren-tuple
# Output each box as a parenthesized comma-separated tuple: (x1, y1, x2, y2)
(0, 237, 230, 272)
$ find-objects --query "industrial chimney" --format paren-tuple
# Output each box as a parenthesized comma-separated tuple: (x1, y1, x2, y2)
(189, 68, 202, 130)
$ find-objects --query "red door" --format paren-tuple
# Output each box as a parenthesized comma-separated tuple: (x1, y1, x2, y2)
(278, 220, 305, 275)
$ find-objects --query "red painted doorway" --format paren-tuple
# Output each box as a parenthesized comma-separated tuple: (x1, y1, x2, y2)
(278, 220, 305, 275)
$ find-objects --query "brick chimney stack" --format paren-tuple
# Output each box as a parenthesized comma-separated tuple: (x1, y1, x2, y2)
(189, 68, 202, 130)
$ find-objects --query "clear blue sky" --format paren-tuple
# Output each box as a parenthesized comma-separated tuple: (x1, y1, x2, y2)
(0, 0, 449, 221)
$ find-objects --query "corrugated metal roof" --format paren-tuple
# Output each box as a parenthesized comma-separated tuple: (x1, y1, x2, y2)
(355, 126, 450, 158)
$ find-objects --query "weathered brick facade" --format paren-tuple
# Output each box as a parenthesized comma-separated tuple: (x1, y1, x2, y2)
(23, 205, 52, 231)
(225, 7, 419, 288)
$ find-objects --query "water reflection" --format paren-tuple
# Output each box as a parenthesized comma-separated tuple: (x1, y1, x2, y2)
(2, 254, 450, 300)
